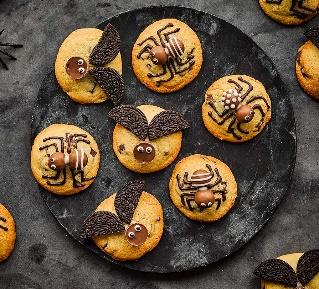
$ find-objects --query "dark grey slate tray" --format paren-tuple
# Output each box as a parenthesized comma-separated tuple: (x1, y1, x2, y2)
(31, 6, 296, 273)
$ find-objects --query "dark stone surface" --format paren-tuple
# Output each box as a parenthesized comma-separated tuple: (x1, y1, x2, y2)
(31, 6, 295, 273)
(0, 0, 318, 287)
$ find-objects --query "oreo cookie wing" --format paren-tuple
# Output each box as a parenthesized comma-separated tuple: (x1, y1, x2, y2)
(89, 67, 125, 106)
(254, 259, 298, 287)
(148, 110, 190, 140)
(297, 249, 319, 286)
(114, 180, 146, 224)
(108, 105, 149, 141)
(89, 23, 121, 66)
(305, 27, 319, 49)
(80, 211, 124, 239)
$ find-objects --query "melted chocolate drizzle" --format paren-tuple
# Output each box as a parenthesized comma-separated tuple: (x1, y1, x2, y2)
(89, 67, 125, 106)
(305, 27, 319, 49)
(148, 110, 190, 140)
(136, 23, 195, 86)
(89, 23, 121, 66)
(114, 180, 145, 224)
(207, 77, 270, 140)
(80, 211, 125, 238)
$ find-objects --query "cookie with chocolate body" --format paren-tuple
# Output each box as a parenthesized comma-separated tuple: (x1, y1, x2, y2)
(132, 18, 203, 93)
(55, 24, 124, 104)
(296, 28, 319, 100)
(254, 250, 319, 289)
(169, 154, 237, 222)
(31, 124, 100, 196)
(0, 204, 16, 262)
(80, 180, 164, 261)
(202, 75, 272, 143)
(259, 0, 318, 25)
(109, 104, 190, 173)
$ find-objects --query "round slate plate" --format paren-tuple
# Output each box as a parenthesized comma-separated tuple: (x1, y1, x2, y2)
(31, 6, 296, 273)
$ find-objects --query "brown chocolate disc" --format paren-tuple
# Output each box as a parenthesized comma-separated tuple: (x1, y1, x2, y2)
(66, 57, 88, 80)
(150, 46, 168, 65)
(236, 104, 255, 123)
(194, 189, 215, 208)
(48, 152, 65, 171)
(125, 223, 148, 246)
(133, 142, 155, 163)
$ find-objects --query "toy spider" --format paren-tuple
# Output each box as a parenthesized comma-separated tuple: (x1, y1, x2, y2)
(136, 23, 195, 86)
(0, 29, 23, 70)
(0, 216, 8, 232)
(176, 164, 227, 211)
(266, 0, 318, 18)
(39, 133, 97, 188)
(207, 76, 270, 140)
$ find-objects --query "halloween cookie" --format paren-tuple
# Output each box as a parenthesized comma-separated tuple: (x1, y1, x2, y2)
(254, 249, 319, 289)
(108, 104, 190, 173)
(202, 75, 271, 142)
(80, 180, 164, 261)
(132, 18, 203, 93)
(31, 124, 100, 196)
(169, 154, 237, 222)
(55, 23, 124, 105)
(296, 27, 319, 100)
(0, 204, 16, 262)
(259, 0, 318, 25)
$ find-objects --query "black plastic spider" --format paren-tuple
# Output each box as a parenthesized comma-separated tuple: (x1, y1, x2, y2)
(0, 29, 23, 70)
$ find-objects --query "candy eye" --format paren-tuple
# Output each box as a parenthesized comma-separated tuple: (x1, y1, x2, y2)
(50, 158, 54, 162)
(128, 232, 135, 239)
(146, 147, 152, 154)
(77, 59, 84, 65)
(137, 146, 144, 152)
(245, 115, 250, 121)
(200, 202, 206, 207)
(207, 202, 213, 207)
(153, 58, 158, 63)
(134, 225, 141, 232)
(50, 164, 56, 170)
(250, 111, 254, 115)
(78, 67, 85, 74)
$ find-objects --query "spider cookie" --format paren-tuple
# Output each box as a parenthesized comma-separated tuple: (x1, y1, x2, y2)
(108, 104, 190, 173)
(169, 154, 237, 222)
(259, 0, 318, 25)
(202, 75, 271, 142)
(31, 124, 100, 196)
(296, 27, 319, 100)
(254, 249, 319, 289)
(80, 180, 164, 261)
(132, 18, 203, 93)
(0, 204, 16, 262)
(55, 23, 124, 105)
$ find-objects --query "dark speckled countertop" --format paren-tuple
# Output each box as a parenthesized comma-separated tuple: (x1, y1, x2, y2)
(0, 1, 318, 288)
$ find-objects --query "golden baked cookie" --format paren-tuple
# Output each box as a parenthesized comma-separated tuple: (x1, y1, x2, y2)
(259, 0, 318, 25)
(202, 75, 272, 143)
(55, 24, 124, 105)
(0, 204, 16, 263)
(132, 18, 203, 93)
(296, 28, 319, 100)
(31, 124, 100, 196)
(169, 154, 237, 222)
(108, 104, 190, 173)
(254, 250, 319, 289)
(80, 180, 164, 261)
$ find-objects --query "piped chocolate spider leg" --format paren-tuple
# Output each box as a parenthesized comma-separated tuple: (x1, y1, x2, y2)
(163, 28, 181, 43)
(208, 100, 229, 118)
(176, 173, 192, 190)
(42, 169, 61, 180)
(266, 0, 282, 3)
(0, 217, 8, 232)
(137, 36, 159, 47)
(155, 62, 174, 86)
(147, 63, 167, 78)
(137, 44, 153, 59)
(238, 77, 253, 101)
(45, 168, 66, 185)
(175, 48, 195, 66)
(252, 104, 267, 131)
(237, 122, 249, 134)
(70, 169, 84, 188)
(42, 137, 64, 152)
(180, 193, 196, 210)
(227, 117, 242, 140)
(39, 143, 59, 153)
(208, 110, 233, 125)
(169, 57, 195, 74)
(78, 171, 95, 182)
(247, 96, 270, 110)
(228, 79, 243, 93)
(157, 23, 174, 46)
(210, 168, 222, 187)
(298, 0, 317, 12)
(215, 198, 222, 210)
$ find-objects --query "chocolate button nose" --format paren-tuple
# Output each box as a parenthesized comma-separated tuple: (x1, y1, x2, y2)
(133, 142, 155, 163)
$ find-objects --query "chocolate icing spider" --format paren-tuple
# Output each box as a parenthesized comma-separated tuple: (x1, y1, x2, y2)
(207, 76, 270, 140)
(176, 164, 228, 211)
(39, 133, 97, 187)
(136, 23, 195, 86)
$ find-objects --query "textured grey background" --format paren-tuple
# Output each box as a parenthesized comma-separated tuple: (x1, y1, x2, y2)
(0, 0, 318, 288)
